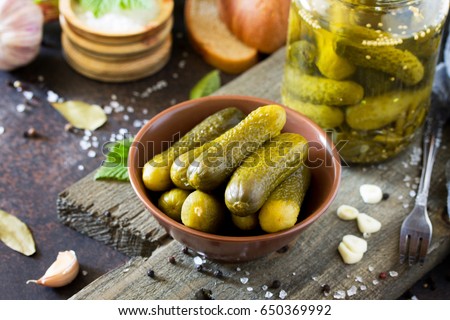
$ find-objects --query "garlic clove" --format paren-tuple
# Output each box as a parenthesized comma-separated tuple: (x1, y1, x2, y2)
(357, 213, 382, 234)
(359, 184, 383, 204)
(338, 242, 364, 264)
(337, 205, 360, 220)
(342, 235, 367, 254)
(27, 250, 79, 288)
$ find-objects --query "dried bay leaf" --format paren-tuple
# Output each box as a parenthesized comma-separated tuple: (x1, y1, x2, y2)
(52, 100, 107, 131)
(0, 209, 36, 256)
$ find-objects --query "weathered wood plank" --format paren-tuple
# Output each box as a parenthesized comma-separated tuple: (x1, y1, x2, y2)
(60, 48, 450, 299)
(71, 131, 450, 299)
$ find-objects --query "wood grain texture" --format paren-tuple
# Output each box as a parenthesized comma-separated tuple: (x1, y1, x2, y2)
(62, 49, 450, 299)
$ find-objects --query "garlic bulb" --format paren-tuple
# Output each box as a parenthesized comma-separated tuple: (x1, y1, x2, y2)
(0, 0, 44, 71)
(27, 250, 80, 288)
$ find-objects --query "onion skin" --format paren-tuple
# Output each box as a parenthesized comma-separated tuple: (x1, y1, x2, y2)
(218, 0, 290, 54)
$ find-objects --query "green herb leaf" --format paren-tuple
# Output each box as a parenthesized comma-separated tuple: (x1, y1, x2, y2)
(78, 0, 152, 17)
(52, 100, 107, 131)
(94, 137, 133, 181)
(190, 70, 221, 99)
(0, 209, 36, 256)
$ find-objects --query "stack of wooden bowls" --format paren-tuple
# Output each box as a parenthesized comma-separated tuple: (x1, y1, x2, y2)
(59, 0, 174, 82)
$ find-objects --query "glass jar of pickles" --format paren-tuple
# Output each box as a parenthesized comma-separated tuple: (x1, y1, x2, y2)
(282, 0, 449, 163)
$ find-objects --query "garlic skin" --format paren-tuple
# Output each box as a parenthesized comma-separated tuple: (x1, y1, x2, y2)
(0, 0, 44, 71)
(27, 250, 79, 288)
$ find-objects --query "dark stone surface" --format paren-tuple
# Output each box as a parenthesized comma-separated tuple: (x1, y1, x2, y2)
(0, 0, 448, 300)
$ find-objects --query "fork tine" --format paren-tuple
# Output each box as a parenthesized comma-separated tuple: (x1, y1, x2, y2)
(408, 235, 420, 265)
(399, 232, 409, 264)
(418, 235, 431, 265)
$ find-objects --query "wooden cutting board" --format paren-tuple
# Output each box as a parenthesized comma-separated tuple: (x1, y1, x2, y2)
(58, 49, 450, 300)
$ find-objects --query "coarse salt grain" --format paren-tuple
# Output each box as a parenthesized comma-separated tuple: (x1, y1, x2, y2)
(38, 75, 44, 82)
(264, 291, 273, 299)
(368, 266, 374, 272)
(16, 104, 26, 112)
(311, 276, 318, 281)
(47, 90, 59, 103)
(409, 190, 416, 197)
(23, 91, 33, 100)
(82, 270, 88, 276)
(389, 271, 398, 277)
(360, 285, 367, 291)
(111, 94, 117, 100)
(261, 285, 268, 291)
(78, 165, 84, 171)
(347, 286, 357, 297)
(247, 287, 253, 292)
(127, 106, 134, 113)
(0, 126, 4, 135)
(92, 141, 99, 148)
(104, 106, 113, 114)
(119, 128, 128, 135)
(372, 279, 379, 285)
(133, 120, 143, 128)
(240, 277, 249, 284)
(142, 109, 148, 115)
(355, 276, 363, 283)
(123, 115, 130, 121)
(193, 256, 203, 265)
(244, 271, 250, 276)
(87, 150, 96, 158)
(236, 267, 241, 272)
(333, 290, 346, 299)
(80, 140, 91, 150)
(279, 290, 288, 299)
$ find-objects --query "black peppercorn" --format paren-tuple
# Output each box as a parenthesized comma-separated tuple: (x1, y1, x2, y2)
(23, 127, 38, 138)
(277, 245, 289, 254)
(168, 256, 176, 264)
(182, 246, 189, 254)
(196, 265, 203, 272)
(270, 280, 281, 289)
(321, 284, 331, 294)
(213, 270, 223, 278)
(194, 288, 213, 300)
(382, 193, 390, 200)
(147, 269, 155, 278)
(103, 210, 111, 218)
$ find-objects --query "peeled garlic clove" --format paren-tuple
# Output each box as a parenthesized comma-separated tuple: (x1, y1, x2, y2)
(337, 205, 359, 220)
(27, 250, 79, 287)
(357, 213, 382, 234)
(338, 242, 364, 264)
(359, 184, 383, 204)
(342, 234, 367, 254)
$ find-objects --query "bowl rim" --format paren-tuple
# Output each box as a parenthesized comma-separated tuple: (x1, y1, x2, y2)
(129, 95, 342, 243)
(59, 0, 174, 38)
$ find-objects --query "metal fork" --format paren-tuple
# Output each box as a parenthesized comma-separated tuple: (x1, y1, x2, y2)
(399, 65, 450, 266)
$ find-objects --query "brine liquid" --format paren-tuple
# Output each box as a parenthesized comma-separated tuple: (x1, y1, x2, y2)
(281, 0, 448, 163)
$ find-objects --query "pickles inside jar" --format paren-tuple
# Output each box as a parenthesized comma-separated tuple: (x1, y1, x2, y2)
(282, 0, 448, 163)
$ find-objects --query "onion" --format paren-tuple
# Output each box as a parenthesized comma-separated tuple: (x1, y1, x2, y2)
(218, 0, 290, 54)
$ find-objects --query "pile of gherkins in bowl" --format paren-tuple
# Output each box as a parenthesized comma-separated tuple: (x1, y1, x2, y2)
(142, 105, 311, 235)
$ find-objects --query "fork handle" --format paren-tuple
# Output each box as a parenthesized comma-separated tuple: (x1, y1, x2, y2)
(415, 94, 445, 207)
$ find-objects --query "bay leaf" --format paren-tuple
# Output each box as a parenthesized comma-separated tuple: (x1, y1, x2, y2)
(190, 70, 221, 99)
(0, 209, 36, 256)
(52, 100, 107, 131)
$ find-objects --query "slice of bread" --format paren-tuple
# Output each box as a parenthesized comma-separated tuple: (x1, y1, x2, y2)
(185, 0, 258, 74)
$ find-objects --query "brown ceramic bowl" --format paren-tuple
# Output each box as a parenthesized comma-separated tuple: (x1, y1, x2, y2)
(129, 96, 341, 262)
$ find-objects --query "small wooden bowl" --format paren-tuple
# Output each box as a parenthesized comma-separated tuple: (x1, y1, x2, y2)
(59, 0, 173, 82)
(59, 0, 174, 45)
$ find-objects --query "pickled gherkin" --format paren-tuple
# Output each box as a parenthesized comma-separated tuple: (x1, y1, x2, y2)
(314, 29, 356, 80)
(346, 86, 431, 130)
(335, 40, 424, 86)
(282, 0, 448, 163)
(284, 65, 364, 106)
